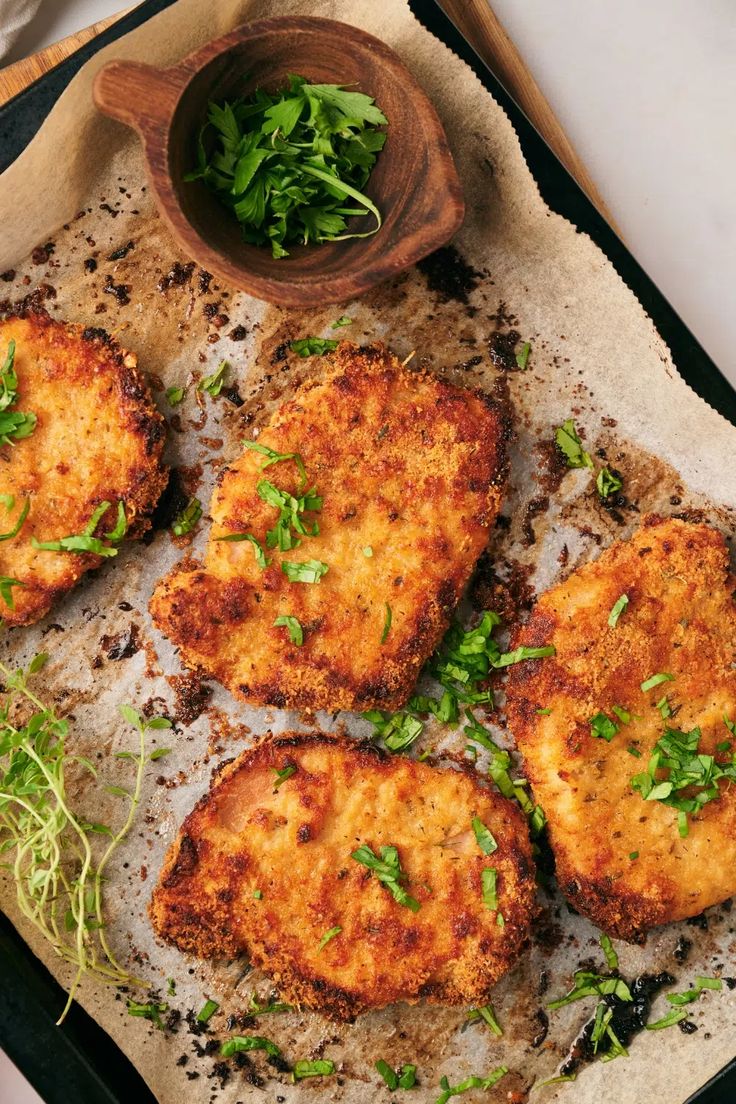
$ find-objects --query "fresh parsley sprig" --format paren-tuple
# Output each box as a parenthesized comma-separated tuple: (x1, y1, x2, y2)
(186, 75, 387, 259)
(555, 418, 624, 501)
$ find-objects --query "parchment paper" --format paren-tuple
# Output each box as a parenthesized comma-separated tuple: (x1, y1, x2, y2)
(1, 1, 735, 1102)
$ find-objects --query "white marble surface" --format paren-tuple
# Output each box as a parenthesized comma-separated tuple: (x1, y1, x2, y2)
(0, 0, 734, 1100)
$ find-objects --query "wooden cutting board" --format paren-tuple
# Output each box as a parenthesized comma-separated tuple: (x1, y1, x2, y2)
(0, 0, 617, 230)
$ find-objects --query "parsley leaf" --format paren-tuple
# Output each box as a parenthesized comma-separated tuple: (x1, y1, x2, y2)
(331, 316, 353, 329)
(515, 340, 531, 370)
(198, 361, 228, 397)
(471, 816, 498, 855)
(273, 764, 296, 789)
(274, 615, 303, 646)
(215, 530, 269, 567)
(33, 500, 126, 557)
(0, 339, 37, 447)
(555, 419, 594, 469)
(481, 867, 498, 910)
(171, 497, 202, 537)
(292, 1060, 335, 1081)
(590, 711, 618, 742)
(281, 559, 328, 583)
(381, 602, 392, 644)
(641, 672, 674, 692)
(467, 1003, 502, 1036)
(352, 843, 420, 912)
(243, 440, 307, 486)
(0, 575, 25, 609)
(165, 385, 185, 406)
(608, 593, 629, 627)
(435, 1068, 508, 1102)
(196, 999, 219, 1023)
(596, 466, 623, 499)
(220, 1036, 281, 1058)
(317, 925, 342, 952)
(290, 337, 338, 358)
(0, 496, 29, 542)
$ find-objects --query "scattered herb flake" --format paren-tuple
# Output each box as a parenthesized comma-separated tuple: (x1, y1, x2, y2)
(435, 1067, 508, 1103)
(215, 530, 269, 567)
(590, 711, 618, 742)
(165, 385, 185, 406)
(555, 419, 593, 469)
(599, 933, 619, 971)
(471, 816, 498, 856)
(33, 500, 126, 557)
(481, 867, 498, 911)
(220, 1035, 281, 1058)
(197, 999, 219, 1023)
(274, 614, 304, 646)
(381, 602, 392, 644)
(515, 340, 531, 370)
(198, 361, 228, 397)
(292, 1059, 335, 1081)
(641, 672, 674, 692)
(273, 764, 296, 789)
(352, 843, 420, 912)
(467, 1002, 502, 1036)
(171, 497, 202, 537)
(596, 466, 623, 499)
(331, 316, 353, 329)
(290, 337, 339, 357)
(608, 593, 629, 627)
(317, 925, 342, 952)
(281, 558, 328, 583)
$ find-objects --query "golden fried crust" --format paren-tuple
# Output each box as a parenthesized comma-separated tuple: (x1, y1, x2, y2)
(150, 732, 536, 1020)
(505, 516, 736, 941)
(0, 313, 166, 626)
(150, 343, 507, 712)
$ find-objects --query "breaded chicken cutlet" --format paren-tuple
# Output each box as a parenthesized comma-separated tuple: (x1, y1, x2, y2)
(150, 342, 507, 713)
(150, 732, 536, 1019)
(0, 313, 166, 626)
(506, 516, 736, 941)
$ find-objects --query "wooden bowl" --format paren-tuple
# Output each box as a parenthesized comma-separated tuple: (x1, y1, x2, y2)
(93, 16, 464, 307)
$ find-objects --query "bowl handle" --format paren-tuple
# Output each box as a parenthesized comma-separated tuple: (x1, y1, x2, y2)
(93, 61, 185, 135)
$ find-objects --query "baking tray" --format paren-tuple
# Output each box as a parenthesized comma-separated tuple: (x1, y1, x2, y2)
(0, 2, 734, 1101)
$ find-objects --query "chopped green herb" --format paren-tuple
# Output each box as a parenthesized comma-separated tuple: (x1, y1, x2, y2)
(381, 602, 392, 644)
(0, 496, 29, 542)
(363, 710, 424, 753)
(629, 851, 639, 860)
(273, 764, 296, 789)
(127, 999, 168, 1029)
(317, 925, 342, 952)
(630, 724, 736, 835)
(290, 337, 339, 357)
(515, 340, 531, 370)
(186, 76, 386, 259)
(548, 970, 632, 1010)
(274, 614, 304, 646)
(596, 467, 623, 499)
(0, 339, 37, 447)
(292, 1060, 335, 1081)
(555, 419, 593, 469)
(492, 644, 556, 668)
(646, 1008, 688, 1030)
(398, 1066, 417, 1090)
(255, 478, 322, 552)
(220, 1035, 281, 1058)
(435, 1067, 508, 1103)
(467, 1002, 502, 1036)
(165, 385, 185, 406)
(352, 843, 420, 912)
(363, 545, 373, 557)
(197, 999, 219, 1023)
(167, 978, 176, 996)
(0, 575, 25, 609)
(696, 976, 723, 990)
(608, 593, 629, 627)
(198, 361, 228, 397)
(656, 695, 673, 720)
(627, 745, 642, 758)
(33, 500, 126, 557)
(471, 816, 498, 856)
(376, 1059, 398, 1090)
(171, 497, 202, 537)
(215, 530, 269, 567)
(481, 868, 498, 911)
(331, 316, 353, 329)
(243, 440, 307, 485)
(612, 705, 631, 724)
(590, 711, 618, 742)
(536, 707, 552, 715)
(641, 672, 674, 692)
(599, 933, 618, 971)
(281, 559, 328, 583)
(253, 889, 263, 899)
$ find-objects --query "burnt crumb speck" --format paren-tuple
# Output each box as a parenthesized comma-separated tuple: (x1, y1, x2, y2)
(99, 202, 120, 217)
(221, 385, 244, 407)
(167, 672, 212, 726)
(185, 1071, 200, 1080)
(198, 269, 213, 293)
(84, 257, 97, 273)
(488, 329, 521, 371)
(176, 1055, 188, 1067)
(531, 1008, 549, 1048)
(108, 240, 135, 261)
(0, 270, 15, 282)
(679, 1019, 698, 1034)
(267, 1054, 292, 1074)
(158, 261, 195, 292)
(417, 245, 481, 304)
(686, 912, 709, 931)
(31, 242, 54, 265)
(673, 935, 692, 963)
(100, 623, 141, 661)
(103, 274, 131, 306)
(271, 342, 289, 364)
(82, 326, 112, 344)
(228, 324, 247, 341)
